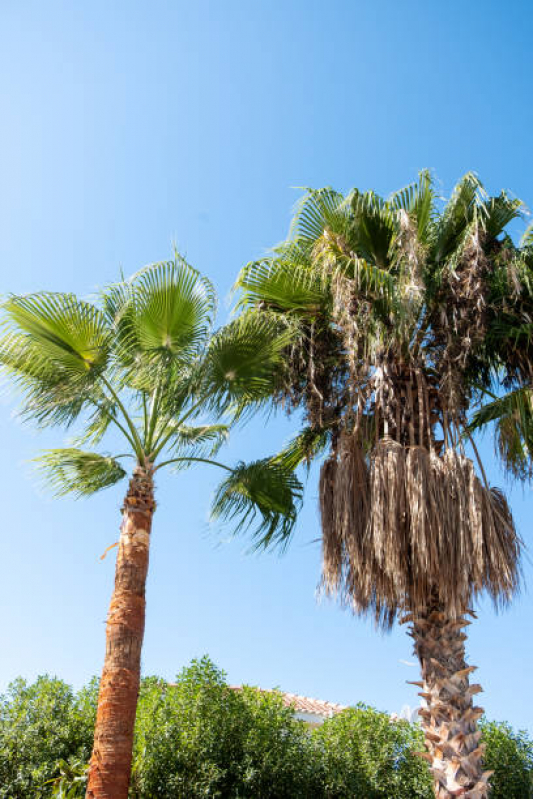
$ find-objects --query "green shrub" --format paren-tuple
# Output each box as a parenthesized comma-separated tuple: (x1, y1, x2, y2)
(482, 719, 533, 798)
(0, 675, 97, 798)
(131, 657, 317, 797)
(0, 659, 531, 797)
(313, 705, 432, 798)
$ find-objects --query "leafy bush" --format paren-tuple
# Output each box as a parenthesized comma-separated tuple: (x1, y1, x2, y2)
(131, 657, 317, 797)
(0, 659, 531, 797)
(483, 719, 533, 798)
(314, 705, 432, 798)
(0, 676, 97, 798)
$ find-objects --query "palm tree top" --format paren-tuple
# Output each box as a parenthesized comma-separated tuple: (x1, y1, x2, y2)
(0, 253, 303, 544)
(235, 172, 524, 624)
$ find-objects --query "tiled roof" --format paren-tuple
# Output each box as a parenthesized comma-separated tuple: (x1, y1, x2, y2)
(229, 686, 347, 718)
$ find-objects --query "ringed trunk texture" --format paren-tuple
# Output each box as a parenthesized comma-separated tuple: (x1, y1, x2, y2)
(408, 602, 492, 798)
(86, 466, 155, 799)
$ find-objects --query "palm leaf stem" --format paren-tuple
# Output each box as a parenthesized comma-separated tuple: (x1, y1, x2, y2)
(142, 392, 149, 443)
(88, 398, 137, 450)
(99, 374, 145, 461)
(148, 391, 211, 460)
(145, 368, 165, 454)
(153, 456, 232, 473)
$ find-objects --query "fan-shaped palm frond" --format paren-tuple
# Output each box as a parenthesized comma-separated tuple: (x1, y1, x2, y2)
(0, 294, 111, 427)
(211, 459, 303, 550)
(204, 311, 297, 414)
(433, 172, 486, 261)
(34, 449, 127, 497)
(520, 222, 533, 248)
(167, 422, 230, 459)
(2, 293, 110, 376)
(482, 192, 524, 240)
(237, 244, 325, 315)
(342, 189, 398, 268)
(388, 169, 436, 245)
(104, 257, 216, 387)
(289, 187, 347, 246)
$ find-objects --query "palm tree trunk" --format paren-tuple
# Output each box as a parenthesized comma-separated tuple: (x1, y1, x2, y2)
(86, 465, 155, 799)
(408, 600, 492, 799)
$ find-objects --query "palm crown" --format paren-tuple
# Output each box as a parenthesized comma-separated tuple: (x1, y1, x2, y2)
(0, 254, 302, 541)
(236, 171, 523, 623)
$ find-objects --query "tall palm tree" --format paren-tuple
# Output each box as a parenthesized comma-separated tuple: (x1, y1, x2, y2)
(0, 255, 302, 799)
(235, 172, 523, 798)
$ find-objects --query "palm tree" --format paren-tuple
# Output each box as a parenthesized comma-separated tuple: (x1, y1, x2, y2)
(235, 172, 523, 798)
(0, 255, 302, 799)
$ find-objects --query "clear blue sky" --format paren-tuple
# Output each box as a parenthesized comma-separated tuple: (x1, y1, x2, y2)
(1, 0, 533, 733)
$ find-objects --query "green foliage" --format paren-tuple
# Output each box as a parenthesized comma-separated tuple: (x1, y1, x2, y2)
(131, 657, 316, 798)
(34, 449, 127, 497)
(211, 459, 303, 549)
(482, 719, 533, 798)
(0, 256, 302, 542)
(314, 705, 432, 798)
(0, 661, 531, 798)
(0, 676, 97, 798)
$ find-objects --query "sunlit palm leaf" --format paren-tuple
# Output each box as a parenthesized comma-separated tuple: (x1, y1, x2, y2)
(205, 312, 297, 413)
(35, 449, 127, 497)
(290, 187, 347, 246)
(237, 245, 325, 314)
(520, 222, 533, 248)
(482, 192, 524, 240)
(433, 172, 486, 261)
(211, 459, 303, 549)
(388, 169, 436, 245)
(169, 422, 230, 458)
(0, 295, 110, 426)
(3, 292, 110, 376)
(273, 427, 330, 471)
(104, 257, 216, 383)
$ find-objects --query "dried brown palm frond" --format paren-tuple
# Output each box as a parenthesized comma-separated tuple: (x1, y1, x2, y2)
(433, 226, 492, 413)
(320, 433, 520, 628)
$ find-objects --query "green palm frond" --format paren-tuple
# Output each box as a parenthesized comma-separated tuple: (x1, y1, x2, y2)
(236, 245, 325, 315)
(388, 169, 436, 244)
(34, 449, 127, 497)
(168, 422, 230, 459)
(273, 427, 330, 471)
(0, 294, 110, 426)
(343, 189, 397, 268)
(211, 459, 303, 550)
(104, 256, 216, 383)
(520, 222, 533, 248)
(470, 387, 533, 480)
(290, 187, 347, 246)
(205, 312, 297, 413)
(2, 293, 110, 376)
(434, 172, 486, 261)
(482, 191, 524, 240)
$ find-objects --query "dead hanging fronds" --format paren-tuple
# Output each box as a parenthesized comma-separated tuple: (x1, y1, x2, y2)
(434, 225, 491, 413)
(320, 434, 369, 593)
(320, 433, 520, 628)
(394, 209, 426, 305)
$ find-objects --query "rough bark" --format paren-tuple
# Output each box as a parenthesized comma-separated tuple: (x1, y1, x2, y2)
(407, 601, 493, 798)
(86, 466, 156, 799)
